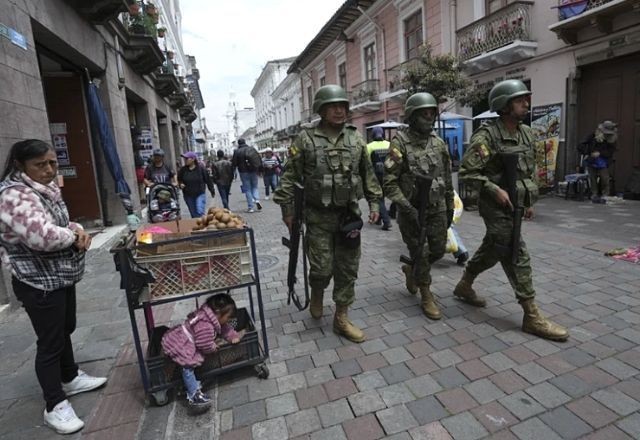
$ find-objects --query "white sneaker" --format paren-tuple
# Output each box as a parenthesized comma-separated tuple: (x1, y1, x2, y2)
(265, 196, 269, 200)
(44, 400, 84, 434)
(62, 370, 107, 397)
(247, 208, 255, 213)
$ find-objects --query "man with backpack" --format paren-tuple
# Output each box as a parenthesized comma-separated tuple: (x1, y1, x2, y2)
(211, 150, 234, 209)
(232, 138, 262, 212)
(367, 126, 392, 230)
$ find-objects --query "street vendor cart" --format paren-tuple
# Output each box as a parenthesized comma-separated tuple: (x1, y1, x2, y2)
(111, 224, 269, 406)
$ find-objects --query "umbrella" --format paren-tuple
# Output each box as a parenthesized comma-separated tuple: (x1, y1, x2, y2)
(85, 81, 131, 196)
(473, 110, 499, 120)
(368, 121, 408, 129)
(439, 111, 472, 120)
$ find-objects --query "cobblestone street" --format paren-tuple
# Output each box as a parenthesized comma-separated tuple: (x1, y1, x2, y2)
(2, 183, 639, 439)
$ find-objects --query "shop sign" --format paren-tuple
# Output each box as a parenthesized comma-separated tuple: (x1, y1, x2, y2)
(58, 167, 77, 178)
(531, 103, 562, 188)
(0, 23, 27, 50)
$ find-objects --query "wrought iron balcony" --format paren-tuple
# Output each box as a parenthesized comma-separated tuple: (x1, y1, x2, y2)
(153, 66, 181, 97)
(458, 1, 534, 61)
(549, 0, 639, 45)
(386, 58, 421, 94)
(350, 79, 380, 106)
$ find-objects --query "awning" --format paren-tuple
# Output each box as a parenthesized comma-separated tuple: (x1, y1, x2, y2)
(473, 110, 499, 120)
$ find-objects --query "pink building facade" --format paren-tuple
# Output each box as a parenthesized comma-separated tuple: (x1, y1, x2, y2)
(289, 0, 444, 139)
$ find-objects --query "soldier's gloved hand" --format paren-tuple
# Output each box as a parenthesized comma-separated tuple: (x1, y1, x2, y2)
(447, 209, 454, 229)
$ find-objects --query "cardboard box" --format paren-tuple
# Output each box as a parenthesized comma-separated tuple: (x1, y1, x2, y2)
(135, 219, 247, 256)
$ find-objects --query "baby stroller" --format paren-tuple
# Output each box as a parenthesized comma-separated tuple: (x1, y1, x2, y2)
(147, 183, 180, 223)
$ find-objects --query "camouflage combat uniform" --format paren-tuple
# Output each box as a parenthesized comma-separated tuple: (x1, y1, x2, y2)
(383, 128, 454, 288)
(459, 118, 538, 300)
(273, 122, 382, 306)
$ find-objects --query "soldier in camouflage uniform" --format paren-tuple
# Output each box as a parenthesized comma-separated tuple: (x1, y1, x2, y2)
(273, 85, 382, 343)
(383, 93, 454, 320)
(454, 79, 569, 341)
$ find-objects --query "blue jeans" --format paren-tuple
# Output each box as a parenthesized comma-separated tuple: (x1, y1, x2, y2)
(217, 184, 231, 209)
(184, 193, 206, 218)
(181, 367, 200, 399)
(379, 197, 391, 226)
(240, 172, 260, 209)
(451, 226, 468, 257)
(263, 174, 278, 196)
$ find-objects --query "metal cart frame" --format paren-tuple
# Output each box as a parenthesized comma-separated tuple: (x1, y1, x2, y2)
(111, 227, 269, 405)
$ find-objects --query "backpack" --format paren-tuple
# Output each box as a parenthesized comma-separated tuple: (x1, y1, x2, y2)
(370, 149, 388, 176)
(241, 147, 261, 172)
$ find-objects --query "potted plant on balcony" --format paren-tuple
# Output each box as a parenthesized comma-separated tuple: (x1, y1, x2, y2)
(157, 26, 166, 38)
(166, 50, 175, 60)
(145, 2, 158, 17)
(128, 1, 140, 16)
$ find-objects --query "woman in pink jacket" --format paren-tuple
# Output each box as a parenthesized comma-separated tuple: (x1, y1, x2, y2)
(161, 293, 243, 407)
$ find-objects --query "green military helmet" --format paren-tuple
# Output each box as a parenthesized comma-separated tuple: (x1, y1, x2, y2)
(488, 79, 531, 112)
(312, 84, 349, 114)
(404, 92, 438, 120)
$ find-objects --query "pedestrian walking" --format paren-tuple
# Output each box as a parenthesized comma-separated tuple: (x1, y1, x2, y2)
(211, 150, 233, 209)
(261, 147, 281, 200)
(367, 126, 392, 230)
(383, 92, 454, 320)
(273, 84, 382, 343)
(454, 79, 569, 341)
(232, 138, 262, 212)
(143, 148, 177, 187)
(177, 152, 215, 218)
(0, 140, 107, 435)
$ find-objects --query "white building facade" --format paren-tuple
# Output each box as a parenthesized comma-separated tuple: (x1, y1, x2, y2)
(272, 72, 303, 149)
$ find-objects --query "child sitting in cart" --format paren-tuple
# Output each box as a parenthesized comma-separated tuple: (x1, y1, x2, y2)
(161, 293, 244, 408)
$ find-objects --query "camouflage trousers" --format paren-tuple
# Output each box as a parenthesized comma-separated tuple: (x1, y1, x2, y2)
(397, 209, 447, 286)
(465, 206, 535, 300)
(306, 208, 361, 307)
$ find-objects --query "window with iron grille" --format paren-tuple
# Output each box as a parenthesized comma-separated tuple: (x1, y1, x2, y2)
(307, 86, 313, 110)
(364, 43, 376, 80)
(320, 76, 326, 86)
(338, 62, 347, 89)
(404, 9, 423, 60)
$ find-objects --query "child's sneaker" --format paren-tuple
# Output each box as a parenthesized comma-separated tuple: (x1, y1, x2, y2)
(188, 390, 212, 408)
(43, 399, 84, 434)
(256, 201, 263, 210)
(62, 370, 107, 396)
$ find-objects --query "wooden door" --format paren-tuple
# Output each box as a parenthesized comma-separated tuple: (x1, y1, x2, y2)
(578, 54, 640, 193)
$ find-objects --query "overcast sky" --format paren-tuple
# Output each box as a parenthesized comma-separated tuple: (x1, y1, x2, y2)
(180, 0, 345, 132)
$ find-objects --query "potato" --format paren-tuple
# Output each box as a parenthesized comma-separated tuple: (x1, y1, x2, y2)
(214, 211, 224, 221)
(205, 225, 217, 230)
(207, 213, 215, 223)
(227, 221, 237, 228)
(216, 222, 227, 229)
(220, 213, 231, 223)
(195, 218, 203, 226)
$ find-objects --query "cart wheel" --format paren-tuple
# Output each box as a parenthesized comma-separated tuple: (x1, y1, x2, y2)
(150, 390, 170, 406)
(255, 363, 269, 379)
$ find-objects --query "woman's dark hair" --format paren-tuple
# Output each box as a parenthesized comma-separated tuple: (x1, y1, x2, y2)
(2, 139, 54, 181)
(206, 293, 236, 317)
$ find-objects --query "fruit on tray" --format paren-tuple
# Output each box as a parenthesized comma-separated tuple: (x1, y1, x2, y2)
(193, 207, 246, 231)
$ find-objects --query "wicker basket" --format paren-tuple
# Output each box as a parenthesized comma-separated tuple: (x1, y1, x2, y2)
(135, 246, 252, 301)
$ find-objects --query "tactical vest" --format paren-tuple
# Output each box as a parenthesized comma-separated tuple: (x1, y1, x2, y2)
(304, 126, 364, 208)
(482, 122, 538, 207)
(396, 130, 447, 206)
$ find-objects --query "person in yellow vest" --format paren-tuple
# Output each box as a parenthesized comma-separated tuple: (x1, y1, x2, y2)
(366, 126, 392, 230)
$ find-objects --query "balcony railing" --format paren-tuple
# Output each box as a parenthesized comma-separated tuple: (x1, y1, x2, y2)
(457, 1, 534, 61)
(386, 58, 421, 93)
(350, 79, 380, 105)
(556, 0, 614, 20)
(65, 0, 128, 23)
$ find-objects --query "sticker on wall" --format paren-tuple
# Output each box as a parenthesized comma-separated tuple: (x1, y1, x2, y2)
(58, 167, 78, 178)
(0, 23, 27, 50)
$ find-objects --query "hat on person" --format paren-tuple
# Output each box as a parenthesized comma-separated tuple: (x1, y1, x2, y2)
(598, 120, 617, 135)
(152, 148, 165, 156)
(157, 189, 172, 201)
(372, 126, 384, 141)
(181, 151, 198, 160)
(264, 147, 273, 153)
(237, 138, 247, 147)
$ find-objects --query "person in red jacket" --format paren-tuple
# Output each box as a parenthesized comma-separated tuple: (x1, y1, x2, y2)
(161, 294, 244, 408)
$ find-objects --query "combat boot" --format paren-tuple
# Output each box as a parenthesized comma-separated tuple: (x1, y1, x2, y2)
(419, 286, 441, 320)
(309, 288, 324, 319)
(402, 265, 418, 295)
(520, 298, 569, 341)
(333, 304, 365, 343)
(453, 271, 486, 307)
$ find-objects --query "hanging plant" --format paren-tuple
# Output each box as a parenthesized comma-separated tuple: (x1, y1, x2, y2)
(145, 2, 158, 16)
(157, 27, 166, 38)
(128, 2, 140, 16)
(166, 50, 175, 60)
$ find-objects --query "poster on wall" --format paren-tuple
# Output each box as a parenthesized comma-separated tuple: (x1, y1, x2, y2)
(138, 128, 154, 162)
(50, 123, 71, 166)
(531, 103, 562, 188)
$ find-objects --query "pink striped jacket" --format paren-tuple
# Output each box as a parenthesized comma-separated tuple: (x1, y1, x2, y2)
(161, 304, 239, 368)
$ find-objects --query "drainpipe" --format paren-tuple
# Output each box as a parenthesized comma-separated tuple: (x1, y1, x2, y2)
(451, 0, 458, 56)
(357, 5, 388, 120)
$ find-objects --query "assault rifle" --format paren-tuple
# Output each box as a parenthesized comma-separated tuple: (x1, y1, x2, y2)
(400, 173, 433, 279)
(501, 153, 523, 264)
(281, 182, 310, 310)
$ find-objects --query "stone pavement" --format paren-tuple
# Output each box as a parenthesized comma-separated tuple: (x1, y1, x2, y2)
(0, 183, 639, 439)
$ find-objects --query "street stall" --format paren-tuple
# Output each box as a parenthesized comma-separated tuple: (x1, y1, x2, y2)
(111, 210, 269, 406)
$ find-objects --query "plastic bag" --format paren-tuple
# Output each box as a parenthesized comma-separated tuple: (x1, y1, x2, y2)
(446, 228, 459, 254)
(453, 190, 463, 224)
